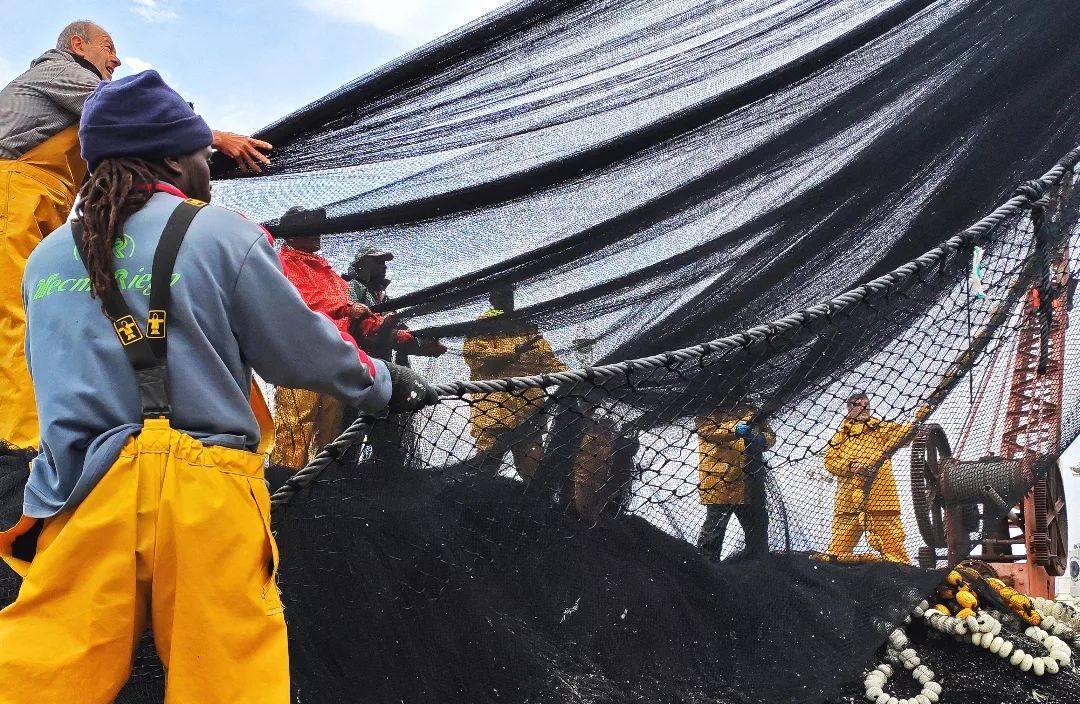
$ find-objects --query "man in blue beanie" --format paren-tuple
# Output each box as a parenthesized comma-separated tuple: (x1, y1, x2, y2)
(0, 70, 437, 703)
(0, 20, 273, 453)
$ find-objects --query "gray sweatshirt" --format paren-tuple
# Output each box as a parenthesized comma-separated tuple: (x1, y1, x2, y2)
(0, 49, 101, 159)
(21, 188, 391, 518)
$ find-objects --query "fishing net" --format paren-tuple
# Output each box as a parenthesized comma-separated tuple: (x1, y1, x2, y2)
(249, 152, 1080, 704)
(3, 1, 1080, 703)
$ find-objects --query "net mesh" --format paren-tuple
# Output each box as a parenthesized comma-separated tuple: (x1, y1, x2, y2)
(3, 1, 1080, 702)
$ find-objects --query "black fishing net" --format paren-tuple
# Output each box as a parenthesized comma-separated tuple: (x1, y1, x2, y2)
(4, 1, 1080, 703)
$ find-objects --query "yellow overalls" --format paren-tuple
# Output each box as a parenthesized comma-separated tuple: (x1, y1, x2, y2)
(462, 309, 567, 481)
(0, 200, 287, 704)
(823, 417, 911, 563)
(270, 386, 343, 470)
(0, 125, 86, 449)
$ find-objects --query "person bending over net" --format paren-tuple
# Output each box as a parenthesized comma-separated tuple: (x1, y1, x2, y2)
(344, 244, 446, 363)
(268, 207, 373, 470)
(823, 392, 911, 564)
(696, 404, 775, 561)
(0, 71, 435, 703)
(462, 287, 568, 481)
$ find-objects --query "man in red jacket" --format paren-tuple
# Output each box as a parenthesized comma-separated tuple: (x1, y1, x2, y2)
(270, 207, 372, 469)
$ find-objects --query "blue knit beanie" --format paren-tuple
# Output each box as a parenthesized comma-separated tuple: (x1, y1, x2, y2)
(79, 70, 213, 171)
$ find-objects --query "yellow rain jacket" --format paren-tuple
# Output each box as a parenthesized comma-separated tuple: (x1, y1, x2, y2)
(462, 309, 567, 435)
(696, 408, 776, 505)
(823, 416, 910, 514)
(0, 125, 85, 448)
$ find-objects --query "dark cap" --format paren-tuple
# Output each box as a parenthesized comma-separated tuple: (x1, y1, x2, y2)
(276, 206, 327, 238)
(80, 70, 213, 172)
(355, 243, 394, 261)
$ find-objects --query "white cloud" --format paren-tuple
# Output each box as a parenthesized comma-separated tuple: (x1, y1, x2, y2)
(131, 0, 179, 23)
(300, 0, 506, 41)
(114, 56, 170, 81)
(124, 56, 155, 74)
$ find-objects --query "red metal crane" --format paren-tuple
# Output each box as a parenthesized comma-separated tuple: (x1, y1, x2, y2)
(985, 250, 1071, 598)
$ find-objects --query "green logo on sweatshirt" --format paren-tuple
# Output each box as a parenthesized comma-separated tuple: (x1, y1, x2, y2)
(70, 233, 136, 261)
(36, 233, 179, 301)
(31, 270, 181, 301)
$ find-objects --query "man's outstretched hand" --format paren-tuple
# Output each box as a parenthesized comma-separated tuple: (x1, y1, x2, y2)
(211, 130, 272, 173)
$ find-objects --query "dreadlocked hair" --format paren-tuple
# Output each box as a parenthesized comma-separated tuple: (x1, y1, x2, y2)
(76, 157, 159, 300)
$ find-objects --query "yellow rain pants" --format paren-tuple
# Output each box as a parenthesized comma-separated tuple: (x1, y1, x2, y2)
(827, 510, 910, 564)
(0, 125, 87, 449)
(474, 426, 544, 481)
(572, 426, 617, 521)
(270, 386, 342, 470)
(0, 419, 289, 704)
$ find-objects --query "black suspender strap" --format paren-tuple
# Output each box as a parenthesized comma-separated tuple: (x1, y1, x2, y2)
(147, 201, 204, 361)
(72, 198, 207, 418)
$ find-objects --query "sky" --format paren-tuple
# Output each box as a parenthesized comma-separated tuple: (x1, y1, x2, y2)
(4, 0, 1080, 594)
(1, 0, 508, 134)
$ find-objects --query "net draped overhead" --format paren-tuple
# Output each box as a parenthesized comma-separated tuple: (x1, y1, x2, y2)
(214, 0, 1080, 380)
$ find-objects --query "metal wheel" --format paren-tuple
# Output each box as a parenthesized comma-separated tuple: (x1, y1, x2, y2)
(911, 424, 950, 548)
(1032, 463, 1069, 576)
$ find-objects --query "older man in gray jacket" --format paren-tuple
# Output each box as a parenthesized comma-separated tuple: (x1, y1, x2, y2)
(0, 20, 271, 451)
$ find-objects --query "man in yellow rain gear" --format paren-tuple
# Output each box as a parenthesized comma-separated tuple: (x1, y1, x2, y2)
(0, 20, 271, 451)
(824, 392, 911, 563)
(570, 410, 638, 522)
(462, 287, 567, 481)
(0, 71, 433, 702)
(696, 405, 775, 560)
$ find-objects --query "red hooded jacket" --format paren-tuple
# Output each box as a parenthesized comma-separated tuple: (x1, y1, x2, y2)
(278, 245, 353, 335)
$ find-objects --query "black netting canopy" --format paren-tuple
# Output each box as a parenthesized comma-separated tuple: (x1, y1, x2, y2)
(5, 1, 1080, 703)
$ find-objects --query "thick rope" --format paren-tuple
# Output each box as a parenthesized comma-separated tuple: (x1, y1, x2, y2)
(270, 415, 375, 509)
(272, 144, 1080, 509)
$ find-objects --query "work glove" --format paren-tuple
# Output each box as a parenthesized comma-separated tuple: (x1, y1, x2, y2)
(418, 338, 447, 357)
(386, 362, 439, 412)
(733, 421, 753, 438)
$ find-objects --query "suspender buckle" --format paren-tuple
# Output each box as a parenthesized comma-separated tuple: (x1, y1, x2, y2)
(135, 367, 171, 419)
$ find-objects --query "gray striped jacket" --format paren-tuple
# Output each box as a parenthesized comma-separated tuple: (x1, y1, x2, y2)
(0, 49, 101, 160)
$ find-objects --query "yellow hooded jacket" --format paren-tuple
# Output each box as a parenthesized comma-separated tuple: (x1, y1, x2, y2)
(824, 416, 911, 514)
(462, 309, 567, 435)
(696, 408, 775, 505)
